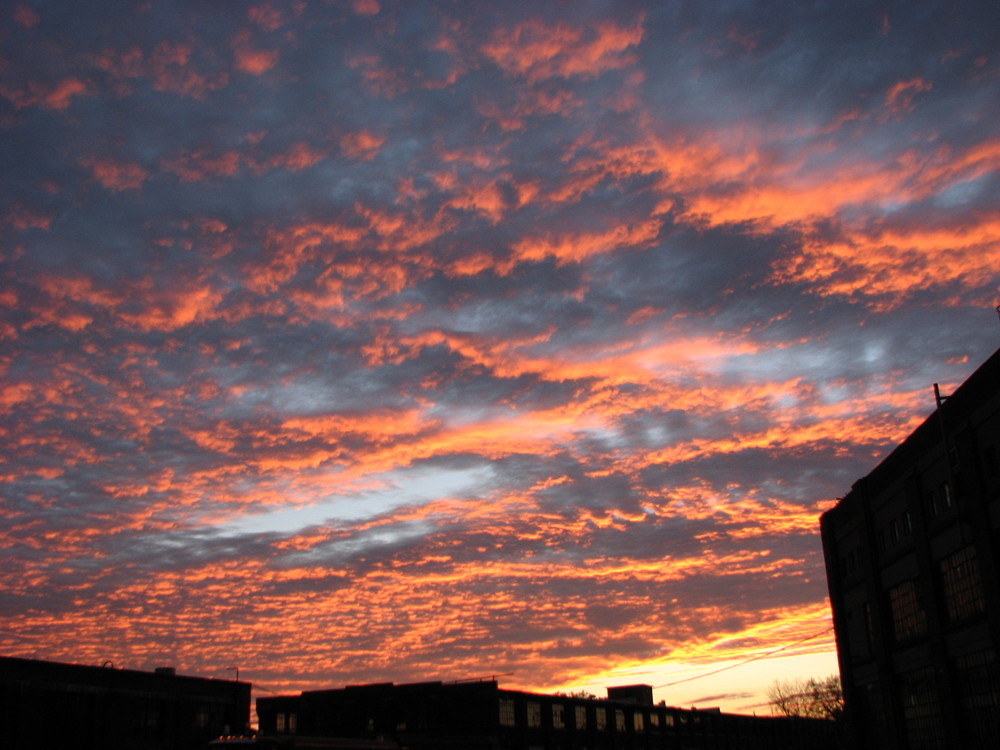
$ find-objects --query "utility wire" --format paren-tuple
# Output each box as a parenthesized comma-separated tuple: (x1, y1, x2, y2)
(653, 627, 834, 688)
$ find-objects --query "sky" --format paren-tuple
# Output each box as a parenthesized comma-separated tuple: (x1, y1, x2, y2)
(2, 0, 999, 717)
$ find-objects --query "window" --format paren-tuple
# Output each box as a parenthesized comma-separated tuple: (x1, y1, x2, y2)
(276, 713, 286, 733)
(288, 714, 297, 734)
(954, 649, 1000, 746)
(890, 519, 900, 544)
(574, 705, 587, 729)
(552, 704, 565, 729)
(595, 707, 607, 730)
(615, 709, 625, 731)
(900, 667, 945, 749)
(633, 711, 644, 731)
(649, 712, 660, 728)
(499, 698, 516, 727)
(847, 602, 872, 659)
(664, 713, 675, 727)
(527, 702, 541, 728)
(889, 580, 927, 642)
(941, 481, 953, 509)
(940, 546, 986, 621)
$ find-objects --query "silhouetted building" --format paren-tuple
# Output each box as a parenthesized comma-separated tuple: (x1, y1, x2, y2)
(0, 655, 250, 750)
(256, 679, 839, 750)
(821, 346, 1000, 749)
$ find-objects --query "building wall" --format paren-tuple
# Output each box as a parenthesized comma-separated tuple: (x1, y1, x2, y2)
(258, 680, 839, 750)
(0, 656, 251, 750)
(822, 346, 1000, 750)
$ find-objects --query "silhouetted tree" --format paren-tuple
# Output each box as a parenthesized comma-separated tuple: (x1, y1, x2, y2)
(555, 689, 598, 700)
(767, 674, 843, 721)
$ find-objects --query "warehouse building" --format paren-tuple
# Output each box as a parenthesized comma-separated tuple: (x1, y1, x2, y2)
(821, 346, 1000, 749)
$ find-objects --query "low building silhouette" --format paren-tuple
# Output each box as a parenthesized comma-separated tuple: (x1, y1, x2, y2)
(821, 345, 1000, 749)
(256, 679, 839, 750)
(0, 655, 250, 750)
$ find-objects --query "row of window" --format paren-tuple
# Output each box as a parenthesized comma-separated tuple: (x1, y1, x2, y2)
(275, 712, 298, 733)
(888, 546, 986, 643)
(499, 698, 678, 732)
(876, 481, 955, 557)
(838, 483, 957, 578)
(858, 649, 1000, 749)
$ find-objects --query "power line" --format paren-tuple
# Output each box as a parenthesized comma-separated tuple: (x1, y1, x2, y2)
(653, 627, 834, 689)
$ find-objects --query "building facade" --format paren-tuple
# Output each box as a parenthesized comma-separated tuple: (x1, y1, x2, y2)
(257, 679, 839, 750)
(821, 346, 1000, 749)
(0, 655, 251, 750)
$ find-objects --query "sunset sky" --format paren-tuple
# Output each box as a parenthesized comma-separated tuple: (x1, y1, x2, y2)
(3, 0, 1000, 716)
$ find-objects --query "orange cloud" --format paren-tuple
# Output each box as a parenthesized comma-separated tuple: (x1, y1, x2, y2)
(14, 5, 41, 28)
(94, 43, 229, 99)
(353, 0, 380, 15)
(117, 281, 226, 332)
(884, 77, 933, 116)
(233, 30, 280, 75)
(82, 157, 150, 191)
(340, 130, 385, 161)
(4, 205, 53, 231)
(483, 18, 644, 83)
(774, 211, 1000, 308)
(510, 218, 663, 267)
(161, 150, 242, 181)
(248, 2, 304, 31)
(0, 78, 88, 110)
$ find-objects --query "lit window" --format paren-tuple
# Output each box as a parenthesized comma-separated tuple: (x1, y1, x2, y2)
(527, 702, 541, 728)
(615, 710, 625, 731)
(889, 580, 927, 642)
(634, 712, 644, 731)
(288, 714, 297, 734)
(665, 713, 675, 727)
(595, 708, 607, 730)
(649, 712, 659, 727)
(552, 704, 565, 729)
(499, 698, 516, 727)
(276, 713, 286, 733)
(940, 546, 986, 621)
(575, 706, 587, 729)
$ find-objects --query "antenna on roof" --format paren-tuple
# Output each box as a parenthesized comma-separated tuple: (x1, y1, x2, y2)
(996, 303, 1000, 325)
(933, 383, 949, 408)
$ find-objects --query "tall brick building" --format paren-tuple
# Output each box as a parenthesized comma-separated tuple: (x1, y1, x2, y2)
(822, 346, 1000, 748)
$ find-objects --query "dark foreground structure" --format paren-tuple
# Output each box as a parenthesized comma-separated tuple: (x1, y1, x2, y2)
(255, 679, 839, 750)
(822, 346, 1000, 749)
(0, 655, 251, 750)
